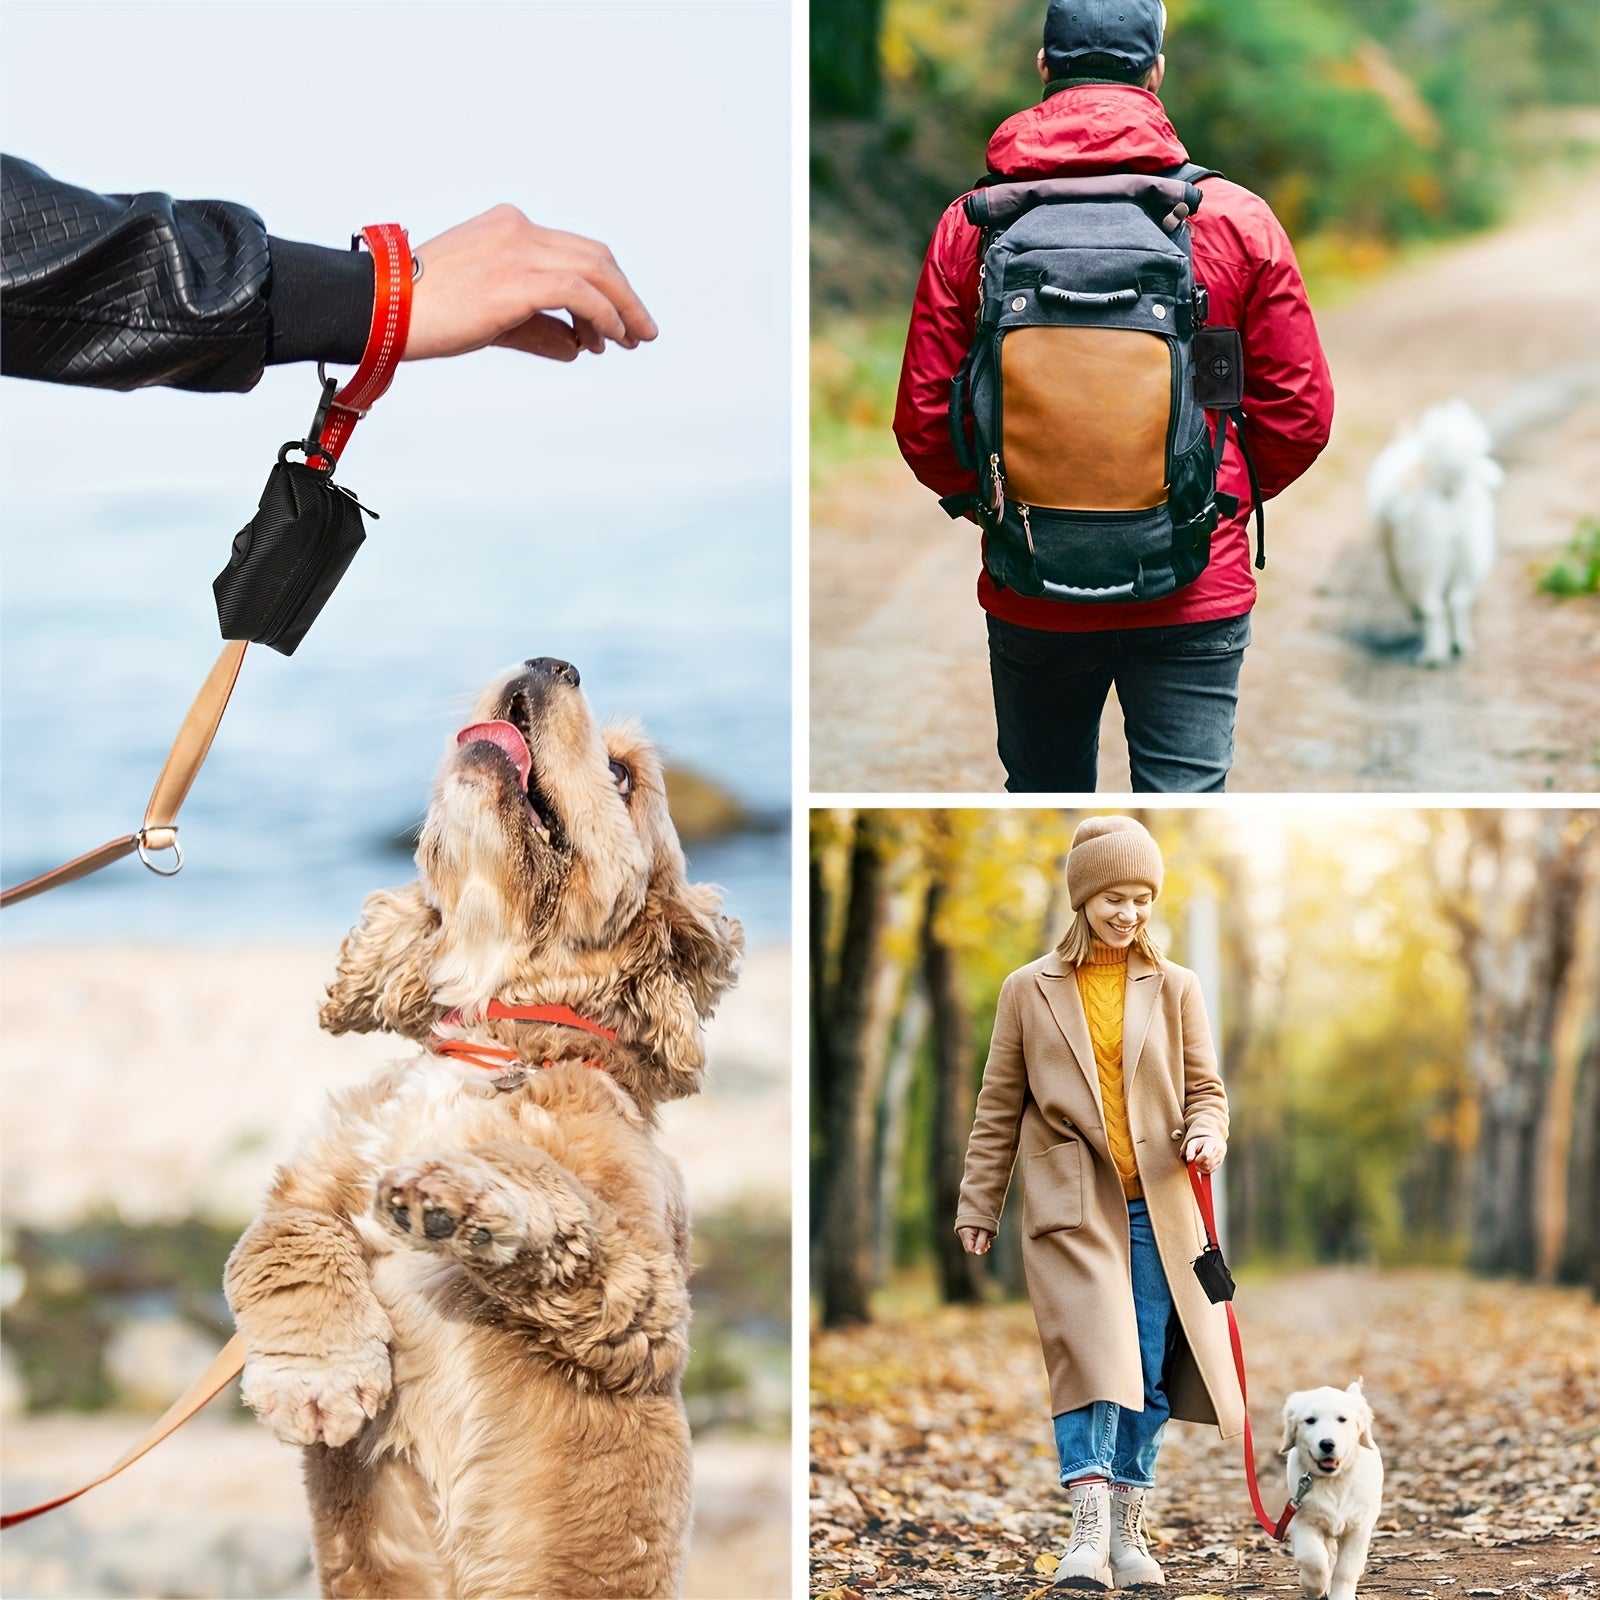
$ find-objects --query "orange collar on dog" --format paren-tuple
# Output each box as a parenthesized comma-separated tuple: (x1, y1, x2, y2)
(430, 999, 617, 1074)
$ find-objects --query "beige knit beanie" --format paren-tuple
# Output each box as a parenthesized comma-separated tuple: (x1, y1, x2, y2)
(1066, 816, 1164, 909)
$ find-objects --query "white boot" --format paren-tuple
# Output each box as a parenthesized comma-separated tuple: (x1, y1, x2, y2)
(1110, 1483, 1165, 1588)
(1054, 1477, 1113, 1590)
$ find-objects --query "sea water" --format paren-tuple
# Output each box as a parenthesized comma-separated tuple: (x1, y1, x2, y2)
(1, 480, 789, 946)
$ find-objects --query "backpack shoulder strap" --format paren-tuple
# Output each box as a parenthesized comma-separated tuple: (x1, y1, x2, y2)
(1162, 162, 1224, 184)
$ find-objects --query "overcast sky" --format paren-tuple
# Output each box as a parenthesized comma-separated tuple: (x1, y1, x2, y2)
(0, 0, 790, 506)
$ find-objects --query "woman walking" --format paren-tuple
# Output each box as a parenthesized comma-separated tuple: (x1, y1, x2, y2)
(956, 816, 1243, 1588)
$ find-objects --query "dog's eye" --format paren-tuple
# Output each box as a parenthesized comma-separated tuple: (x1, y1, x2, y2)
(609, 759, 633, 800)
(1305, 1416, 1317, 1425)
(1337, 1415, 1346, 1423)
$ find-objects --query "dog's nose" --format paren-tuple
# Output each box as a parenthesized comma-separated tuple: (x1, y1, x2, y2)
(1318, 1438, 1336, 1454)
(524, 657, 580, 688)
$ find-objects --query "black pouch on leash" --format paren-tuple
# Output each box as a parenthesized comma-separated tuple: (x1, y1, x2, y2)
(1192, 1242, 1237, 1304)
(213, 444, 373, 657)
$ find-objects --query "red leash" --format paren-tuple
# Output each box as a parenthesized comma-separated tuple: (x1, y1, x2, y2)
(1187, 1162, 1308, 1541)
(309, 223, 413, 465)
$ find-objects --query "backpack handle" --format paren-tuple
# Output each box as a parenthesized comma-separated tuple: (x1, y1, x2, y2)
(966, 175, 1202, 232)
(1039, 574, 1141, 601)
(1038, 284, 1140, 309)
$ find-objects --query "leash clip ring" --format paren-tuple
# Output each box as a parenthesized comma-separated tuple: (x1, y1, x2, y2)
(1290, 1472, 1313, 1509)
(136, 830, 184, 878)
(277, 438, 337, 474)
(314, 362, 372, 421)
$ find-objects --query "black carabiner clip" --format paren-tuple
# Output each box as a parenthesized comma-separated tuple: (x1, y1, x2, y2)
(305, 373, 339, 453)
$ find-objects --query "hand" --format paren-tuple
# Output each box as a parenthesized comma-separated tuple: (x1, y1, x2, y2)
(1185, 1135, 1226, 1174)
(958, 1226, 994, 1256)
(404, 204, 657, 364)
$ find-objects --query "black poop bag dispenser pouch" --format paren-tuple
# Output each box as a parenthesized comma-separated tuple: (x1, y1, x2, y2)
(1192, 1238, 1236, 1304)
(213, 440, 374, 657)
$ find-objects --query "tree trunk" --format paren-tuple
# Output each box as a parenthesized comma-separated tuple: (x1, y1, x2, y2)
(1557, 852, 1600, 1293)
(814, 812, 893, 1326)
(811, 0, 885, 117)
(875, 983, 928, 1282)
(1440, 812, 1595, 1278)
(924, 874, 985, 1305)
(1560, 1021, 1600, 1295)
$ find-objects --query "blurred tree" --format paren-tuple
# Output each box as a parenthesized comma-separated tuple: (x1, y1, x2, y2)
(922, 831, 984, 1304)
(1434, 811, 1600, 1278)
(874, 982, 928, 1281)
(813, 810, 894, 1325)
(1554, 840, 1600, 1296)
(814, 0, 887, 116)
(1562, 1022, 1600, 1299)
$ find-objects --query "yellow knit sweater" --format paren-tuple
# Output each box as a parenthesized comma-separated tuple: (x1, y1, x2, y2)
(1075, 940, 1143, 1200)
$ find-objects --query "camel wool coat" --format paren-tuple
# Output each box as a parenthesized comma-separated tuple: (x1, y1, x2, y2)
(956, 948, 1244, 1438)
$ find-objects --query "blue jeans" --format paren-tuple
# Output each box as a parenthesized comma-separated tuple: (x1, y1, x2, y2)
(1052, 1199, 1177, 1488)
(986, 610, 1252, 793)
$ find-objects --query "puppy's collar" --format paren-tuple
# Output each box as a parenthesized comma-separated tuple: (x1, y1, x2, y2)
(430, 999, 617, 1075)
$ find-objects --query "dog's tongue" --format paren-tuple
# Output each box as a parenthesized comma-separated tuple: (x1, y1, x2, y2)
(457, 721, 532, 792)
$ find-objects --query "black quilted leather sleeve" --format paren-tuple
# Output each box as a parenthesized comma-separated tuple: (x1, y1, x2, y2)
(1, 156, 371, 393)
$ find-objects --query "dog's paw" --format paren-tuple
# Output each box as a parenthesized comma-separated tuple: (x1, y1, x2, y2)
(240, 1344, 391, 1447)
(376, 1155, 555, 1266)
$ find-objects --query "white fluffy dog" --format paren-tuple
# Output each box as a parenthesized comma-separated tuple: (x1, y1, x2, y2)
(1280, 1380, 1384, 1600)
(1368, 399, 1503, 666)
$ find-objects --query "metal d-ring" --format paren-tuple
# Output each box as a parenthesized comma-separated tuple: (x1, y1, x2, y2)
(136, 830, 184, 877)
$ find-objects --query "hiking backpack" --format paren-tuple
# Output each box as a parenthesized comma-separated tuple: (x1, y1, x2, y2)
(944, 164, 1263, 605)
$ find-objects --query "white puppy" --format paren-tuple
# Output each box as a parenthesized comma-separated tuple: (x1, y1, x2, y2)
(1368, 399, 1503, 666)
(1280, 1379, 1383, 1600)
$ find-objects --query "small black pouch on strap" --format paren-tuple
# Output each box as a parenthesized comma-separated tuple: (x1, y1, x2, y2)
(214, 445, 373, 656)
(1193, 326, 1244, 409)
(1192, 1242, 1237, 1304)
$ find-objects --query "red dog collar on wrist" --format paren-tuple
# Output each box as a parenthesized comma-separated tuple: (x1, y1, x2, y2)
(310, 222, 413, 466)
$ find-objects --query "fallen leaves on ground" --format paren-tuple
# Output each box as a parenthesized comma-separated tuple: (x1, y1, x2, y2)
(811, 1269, 1600, 1597)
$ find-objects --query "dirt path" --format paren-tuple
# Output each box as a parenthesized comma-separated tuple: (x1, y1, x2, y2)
(810, 1269, 1600, 1597)
(811, 176, 1600, 794)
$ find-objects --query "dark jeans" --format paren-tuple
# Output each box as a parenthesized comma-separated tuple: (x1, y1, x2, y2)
(986, 610, 1252, 793)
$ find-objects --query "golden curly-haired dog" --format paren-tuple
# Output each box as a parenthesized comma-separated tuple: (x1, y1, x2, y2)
(224, 657, 743, 1599)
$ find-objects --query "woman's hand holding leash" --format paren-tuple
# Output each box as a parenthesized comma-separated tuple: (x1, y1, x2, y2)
(958, 1226, 994, 1255)
(405, 205, 658, 364)
(1184, 1134, 1226, 1173)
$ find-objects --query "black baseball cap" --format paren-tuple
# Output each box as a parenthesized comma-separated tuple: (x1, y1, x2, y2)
(1043, 0, 1166, 81)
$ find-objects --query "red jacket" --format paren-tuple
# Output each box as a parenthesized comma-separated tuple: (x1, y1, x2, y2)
(893, 86, 1334, 632)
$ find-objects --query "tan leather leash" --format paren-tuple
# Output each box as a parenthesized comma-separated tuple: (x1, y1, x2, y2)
(0, 222, 413, 911)
(0, 640, 248, 907)
(1, 1334, 246, 1529)
(1, 1014, 617, 1527)
(1, 225, 412, 1531)
(1187, 1162, 1309, 1540)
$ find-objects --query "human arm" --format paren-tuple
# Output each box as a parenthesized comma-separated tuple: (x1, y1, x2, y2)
(1235, 202, 1334, 500)
(953, 975, 1029, 1237)
(892, 200, 985, 502)
(1, 158, 655, 392)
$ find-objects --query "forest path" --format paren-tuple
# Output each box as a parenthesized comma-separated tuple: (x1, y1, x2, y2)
(810, 173, 1600, 794)
(810, 1268, 1600, 1596)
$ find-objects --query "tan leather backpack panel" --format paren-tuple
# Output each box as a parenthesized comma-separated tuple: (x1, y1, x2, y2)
(1001, 327, 1172, 510)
